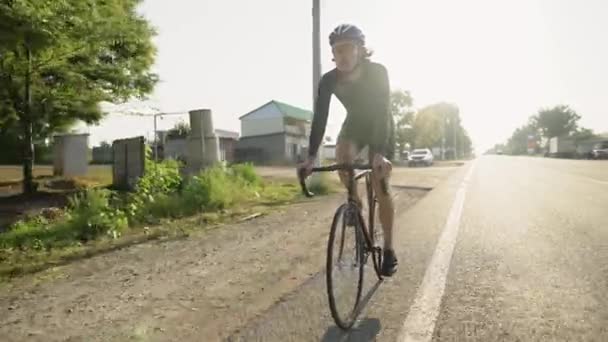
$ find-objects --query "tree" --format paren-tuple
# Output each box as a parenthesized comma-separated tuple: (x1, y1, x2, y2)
(413, 102, 459, 149)
(413, 106, 441, 148)
(532, 105, 581, 139)
(390, 90, 415, 155)
(571, 127, 595, 142)
(167, 121, 191, 139)
(506, 123, 539, 155)
(0, 0, 158, 193)
(461, 130, 473, 157)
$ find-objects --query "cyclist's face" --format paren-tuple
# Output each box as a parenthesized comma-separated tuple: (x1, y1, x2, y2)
(332, 41, 359, 72)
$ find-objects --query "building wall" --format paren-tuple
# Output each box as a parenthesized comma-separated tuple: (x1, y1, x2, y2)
(235, 133, 287, 164)
(165, 138, 188, 162)
(219, 137, 236, 162)
(241, 103, 284, 137)
(241, 116, 284, 137)
(284, 134, 308, 162)
(165, 137, 236, 163)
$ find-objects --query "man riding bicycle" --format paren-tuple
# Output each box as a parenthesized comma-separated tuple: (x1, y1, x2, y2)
(299, 24, 398, 277)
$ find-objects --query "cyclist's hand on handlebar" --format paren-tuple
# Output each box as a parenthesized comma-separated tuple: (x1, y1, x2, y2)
(372, 153, 392, 178)
(297, 156, 315, 178)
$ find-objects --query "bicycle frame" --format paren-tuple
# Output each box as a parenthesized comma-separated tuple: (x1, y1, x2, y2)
(298, 163, 384, 278)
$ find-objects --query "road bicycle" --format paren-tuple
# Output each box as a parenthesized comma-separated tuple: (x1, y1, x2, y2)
(298, 163, 386, 329)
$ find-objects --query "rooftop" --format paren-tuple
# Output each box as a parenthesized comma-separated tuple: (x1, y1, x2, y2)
(239, 100, 313, 122)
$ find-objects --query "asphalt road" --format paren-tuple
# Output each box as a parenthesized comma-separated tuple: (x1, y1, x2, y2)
(229, 156, 608, 341)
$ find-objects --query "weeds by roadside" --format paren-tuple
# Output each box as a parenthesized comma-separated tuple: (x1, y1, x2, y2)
(0, 160, 322, 280)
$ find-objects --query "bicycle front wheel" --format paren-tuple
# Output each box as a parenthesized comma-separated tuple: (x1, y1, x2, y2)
(326, 202, 365, 330)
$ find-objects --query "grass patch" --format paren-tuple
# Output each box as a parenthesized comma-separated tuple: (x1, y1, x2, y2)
(0, 162, 307, 280)
(0, 165, 112, 190)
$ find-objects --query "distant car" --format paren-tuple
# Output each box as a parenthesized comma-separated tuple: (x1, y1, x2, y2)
(591, 141, 608, 160)
(408, 148, 434, 167)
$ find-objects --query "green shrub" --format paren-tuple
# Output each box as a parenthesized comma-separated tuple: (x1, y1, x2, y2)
(145, 193, 188, 219)
(230, 163, 261, 186)
(183, 166, 234, 211)
(0, 189, 127, 250)
(180, 164, 261, 212)
(0, 215, 52, 249)
(127, 158, 182, 223)
(66, 188, 128, 242)
(138, 158, 182, 197)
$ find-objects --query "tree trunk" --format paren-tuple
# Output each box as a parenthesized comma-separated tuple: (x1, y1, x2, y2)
(22, 45, 35, 194)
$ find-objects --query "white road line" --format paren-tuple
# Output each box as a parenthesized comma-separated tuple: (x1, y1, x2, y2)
(588, 178, 608, 186)
(397, 161, 476, 342)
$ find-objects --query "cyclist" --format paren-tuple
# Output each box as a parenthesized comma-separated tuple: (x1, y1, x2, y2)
(299, 24, 397, 277)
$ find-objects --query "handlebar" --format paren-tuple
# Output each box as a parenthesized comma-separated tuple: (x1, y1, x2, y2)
(297, 163, 373, 198)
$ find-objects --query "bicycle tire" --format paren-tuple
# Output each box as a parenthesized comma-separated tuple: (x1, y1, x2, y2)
(326, 203, 365, 330)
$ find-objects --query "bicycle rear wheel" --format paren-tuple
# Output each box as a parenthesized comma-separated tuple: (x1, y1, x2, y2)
(326, 202, 365, 329)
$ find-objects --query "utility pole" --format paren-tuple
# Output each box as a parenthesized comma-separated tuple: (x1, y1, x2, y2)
(441, 116, 447, 161)
(153, 114, 158, 161)
(313, 0, 321, 107)
(453, 117, 458, 160)
(312, 0, 323, 170)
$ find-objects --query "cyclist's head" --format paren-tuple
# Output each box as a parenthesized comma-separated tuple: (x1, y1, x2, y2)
(329, 24, 371, 72)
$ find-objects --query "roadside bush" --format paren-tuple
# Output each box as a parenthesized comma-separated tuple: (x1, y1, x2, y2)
(144, 193, 187, 219)
(0, 188, 127, 250)
(0, 215, 53, 250)
(230, 163, 261, 186)
(183, 166, 236, 211)
(181, 164, 260, 213)
(127, 158, 182, 223)
(65, 188, 128, 242)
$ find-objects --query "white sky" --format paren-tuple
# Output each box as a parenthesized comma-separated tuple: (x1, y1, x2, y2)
(80, 0, 608, 153)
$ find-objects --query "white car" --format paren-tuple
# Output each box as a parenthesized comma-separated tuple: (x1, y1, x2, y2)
(408, 148, 434, 167)
(592, 141, 608, 160)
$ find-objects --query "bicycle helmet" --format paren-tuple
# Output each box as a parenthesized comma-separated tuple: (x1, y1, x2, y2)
(329, 24, 365, 46)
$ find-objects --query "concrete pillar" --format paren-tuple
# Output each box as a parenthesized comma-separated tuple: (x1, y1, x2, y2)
(201, 109, 220, 166)
(187, 109, 220, 173)
(187, 110, 206, 173)
(53, 134, 89, 177)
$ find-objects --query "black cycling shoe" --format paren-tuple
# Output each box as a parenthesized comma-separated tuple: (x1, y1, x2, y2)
(381, 249, 398, 277)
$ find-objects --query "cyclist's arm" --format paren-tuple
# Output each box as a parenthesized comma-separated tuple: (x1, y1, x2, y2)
(308, 72, 335, 159)
(369, 63, 392, 159)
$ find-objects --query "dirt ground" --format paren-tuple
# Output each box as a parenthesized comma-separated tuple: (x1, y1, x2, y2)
(0, 165, 460, 341)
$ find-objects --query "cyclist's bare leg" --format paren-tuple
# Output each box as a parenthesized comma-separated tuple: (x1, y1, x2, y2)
(371, 168, 394, 251)
(335, 137, 362, 208)
(371, 166, 397, 276)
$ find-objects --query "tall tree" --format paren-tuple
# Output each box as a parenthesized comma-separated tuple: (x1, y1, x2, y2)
(413, 102, 460, 151)
(571, 127, 595, 142)
(412, 106, 441, 148)
(167, 121, 191, 139)
(390, 90, 415, 155)
(0, 0, 158, 193)
(532, 105, 581, 139)
(507, 123, 539, 155)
